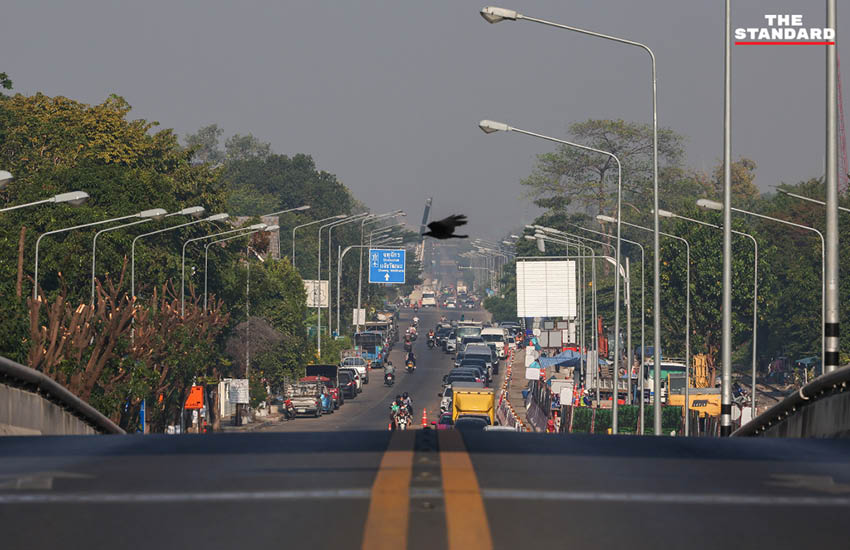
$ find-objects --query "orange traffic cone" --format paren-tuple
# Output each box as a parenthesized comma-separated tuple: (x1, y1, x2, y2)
(421, 408, 428, 428)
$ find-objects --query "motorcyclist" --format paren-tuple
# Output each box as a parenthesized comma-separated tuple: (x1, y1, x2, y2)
(389, 396, 401, 429)
(402, 392, 413, 414)
(412, 315, 420, 326)
(428, 329, 435, 340)
(383, 362, 395, 384)
(406, 351, 416, 367)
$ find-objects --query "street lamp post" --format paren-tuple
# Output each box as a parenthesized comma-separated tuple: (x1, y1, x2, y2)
(92, 207, 204, 303)
(181, 223, 267, 316)
(480, 120, 624, 433)
(599, 214, 691, 436)
(91, 216, 159, 304)
(698, 199, 825, 377)
(131, 213, 229, 301)
(657, 208, 759, 421)
(318, 213, 370, 357)
(356, 211, 405, 334)
(34, 208, 167, 301)
(259, 205, 310, 259)
(292, 214, 346, 270)
(561, 223, 647, 433)
(531, 232, 599, 400)
(328, 214, 378, 338)
(203, 225, 279, 311)
(480, 6, 662, 435)
(1, 190, 89, 214)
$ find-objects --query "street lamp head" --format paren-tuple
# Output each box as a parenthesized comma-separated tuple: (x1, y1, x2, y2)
(0, 170, 13, 189)
(479, 120, 510, 134)
(52, 191, 89, 206)
(696, 198, 723, 211)
(480, 6, 519, 23)
(206, 213, 230, 222)
(264, 225, 280, 232)
(295, 205, 311, 211)
(510, 234, 520, 238)
(248, 223, 267, 230)
(596, 214, 617, 224)
(655, 209, 675, 219)
(139, 208, 168, 219)
(536, 237, 546, 253)
(333, 214, 347, 220)
(179, 206, 206, 217)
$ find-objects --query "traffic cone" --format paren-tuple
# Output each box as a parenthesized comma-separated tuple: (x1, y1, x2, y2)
(421, 408, 428, 428)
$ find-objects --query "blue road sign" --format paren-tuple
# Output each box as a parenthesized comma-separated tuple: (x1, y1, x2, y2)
(369, 248, 406, 284)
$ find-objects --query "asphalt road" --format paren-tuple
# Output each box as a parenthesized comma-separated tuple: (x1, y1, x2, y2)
(256, 307, 464, 433)
(2, 308, 849, 550)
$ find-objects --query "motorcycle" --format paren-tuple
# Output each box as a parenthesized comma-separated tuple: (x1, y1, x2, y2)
(283, 399, 296, 420)
(384, 372, 395, 386)
(403, 340, 412, 353)
(406, 360, 416, 373)
(396, 412, 410, 431)
(427, 337, 435, 349)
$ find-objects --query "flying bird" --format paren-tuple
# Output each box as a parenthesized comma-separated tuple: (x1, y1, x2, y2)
(423, 214, 468, 239)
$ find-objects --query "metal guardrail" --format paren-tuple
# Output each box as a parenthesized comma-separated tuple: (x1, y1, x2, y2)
(733, 363, 850, 437)
(0, 355, 125, 435)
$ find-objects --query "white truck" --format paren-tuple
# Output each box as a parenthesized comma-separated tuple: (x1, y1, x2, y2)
(421, 289, 437, 308)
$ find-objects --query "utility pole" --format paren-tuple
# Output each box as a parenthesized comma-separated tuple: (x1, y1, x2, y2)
(825, 0, 840, 375)
(720, 0, 733, 437)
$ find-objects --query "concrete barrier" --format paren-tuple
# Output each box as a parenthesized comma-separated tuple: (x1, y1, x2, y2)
(0, 355, 124, 435)
(734, 364, 850, 438)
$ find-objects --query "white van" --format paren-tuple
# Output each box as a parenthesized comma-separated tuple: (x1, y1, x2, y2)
(481, 327, 508, 359)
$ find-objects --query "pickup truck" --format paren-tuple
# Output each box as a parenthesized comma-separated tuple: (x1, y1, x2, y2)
(303, 364, 343, 409)
(284, 382, 325, 417)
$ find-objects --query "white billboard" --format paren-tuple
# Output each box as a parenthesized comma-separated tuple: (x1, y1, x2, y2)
(304, 280, 329, 308)
(516, 260, 577, 318)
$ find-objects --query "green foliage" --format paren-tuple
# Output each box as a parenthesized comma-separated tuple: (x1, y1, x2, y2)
(521, 119, 686, 217)
(0, 72, 12, 94)
(568, 405, 683, 435)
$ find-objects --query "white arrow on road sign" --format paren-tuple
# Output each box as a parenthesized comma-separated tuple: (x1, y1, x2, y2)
(384, 272, 390, 281)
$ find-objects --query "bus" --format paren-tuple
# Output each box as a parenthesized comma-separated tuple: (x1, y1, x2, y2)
(354, 331, 385, 368)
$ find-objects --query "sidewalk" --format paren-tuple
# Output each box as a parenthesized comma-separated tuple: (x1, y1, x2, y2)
(219, 410, 284, 433)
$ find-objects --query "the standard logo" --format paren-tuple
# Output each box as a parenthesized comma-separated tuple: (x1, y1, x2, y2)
(735, 14, 835, 45)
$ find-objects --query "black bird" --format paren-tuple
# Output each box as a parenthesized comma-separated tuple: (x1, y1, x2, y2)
(423, 214, 468, 239)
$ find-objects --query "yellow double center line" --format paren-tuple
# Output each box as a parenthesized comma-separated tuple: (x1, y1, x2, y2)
(361, 430, 493, 550)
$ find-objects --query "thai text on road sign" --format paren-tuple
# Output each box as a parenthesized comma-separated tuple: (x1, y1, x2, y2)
(369, 248, 405, 284)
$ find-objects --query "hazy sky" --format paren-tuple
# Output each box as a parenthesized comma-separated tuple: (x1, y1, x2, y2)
(2, 1, 847, 239)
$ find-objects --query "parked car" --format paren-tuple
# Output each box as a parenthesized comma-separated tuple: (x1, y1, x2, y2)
(450, 367, 487, 385)
(340, 355, 369, 384)
(300, 374, 343, 409)
(454, 415, 490, 431)
(339, 366, 362, 392)
(337, 370, 358, 399)
(439, 386, 453, 413)
(442, 373, 484, 389)
(443, 333, 457, 353)
(284, 381, 325, 417)
(431, 411, 454, 430)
